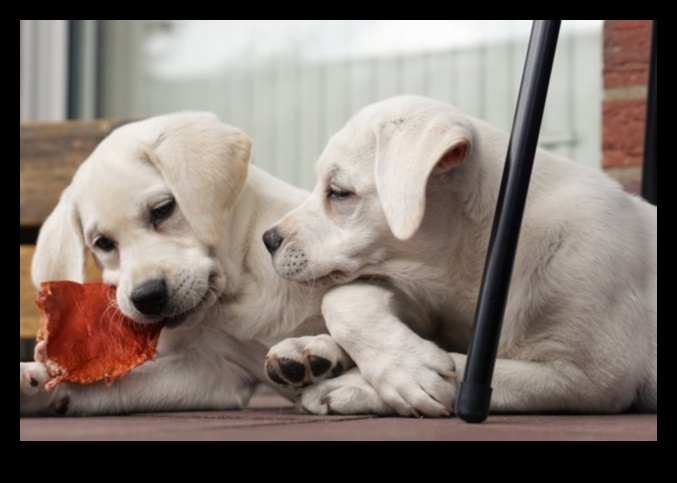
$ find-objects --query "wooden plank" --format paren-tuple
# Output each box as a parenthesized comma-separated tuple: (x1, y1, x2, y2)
(20, 245, 101, 340)
(21, 316, 40, 340)
(20, 246, 38, 338)
(20, 119, 131, 227)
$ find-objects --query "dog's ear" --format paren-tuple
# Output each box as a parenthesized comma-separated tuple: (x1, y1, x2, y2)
(374, 113, 472, 240)
(143, 113, 251, 246)
(31, 185, 87, 287)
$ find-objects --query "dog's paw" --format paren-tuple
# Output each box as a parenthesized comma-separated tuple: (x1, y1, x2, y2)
(266, 335, 354, 388)
(298, 368, 395, 416)
(20, 362, 70, 416)
(20, 361, 48, 396)
(362, 341, 458, 417)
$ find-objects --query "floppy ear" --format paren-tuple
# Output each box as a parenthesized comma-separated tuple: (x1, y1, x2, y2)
(143, 113, 252, 246)
(374, 113, 472, 240)
(31, 185, 87, 287)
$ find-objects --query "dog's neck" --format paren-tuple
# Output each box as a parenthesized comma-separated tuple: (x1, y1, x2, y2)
(212, 166, 328, 345)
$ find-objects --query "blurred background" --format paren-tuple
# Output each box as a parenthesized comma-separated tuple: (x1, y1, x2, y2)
(20, 20, 604, 190)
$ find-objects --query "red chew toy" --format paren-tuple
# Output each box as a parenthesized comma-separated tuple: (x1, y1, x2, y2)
(35, 281, 164, 389)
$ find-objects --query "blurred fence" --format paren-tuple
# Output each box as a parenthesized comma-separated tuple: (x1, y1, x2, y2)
(99, 23, 601, 190)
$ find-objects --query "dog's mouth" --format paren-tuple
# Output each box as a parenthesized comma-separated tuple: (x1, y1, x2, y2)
(164, 304, 201, 329)
(165, 271, 226, 329)
(128, 270, 226, 329)
(129, 297, 204, 329)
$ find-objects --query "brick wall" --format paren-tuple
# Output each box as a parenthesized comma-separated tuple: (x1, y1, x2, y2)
(602, 20, 653, 194)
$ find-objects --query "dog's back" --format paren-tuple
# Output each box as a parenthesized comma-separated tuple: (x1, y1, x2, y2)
(512, 148, 657, 412)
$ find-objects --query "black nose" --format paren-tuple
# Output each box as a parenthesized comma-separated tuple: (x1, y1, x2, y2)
(130, 279, 168, 316)
(262, 228, 284, 255)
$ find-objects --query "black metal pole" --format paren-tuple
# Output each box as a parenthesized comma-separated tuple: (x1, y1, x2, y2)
(642, 20, 657, 206)
(456, 20, 561, 423)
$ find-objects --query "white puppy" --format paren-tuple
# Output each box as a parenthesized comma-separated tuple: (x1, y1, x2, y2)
(20, 112, 345, 416)
(265, 95, 657, 416)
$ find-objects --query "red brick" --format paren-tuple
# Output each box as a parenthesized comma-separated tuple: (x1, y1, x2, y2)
(602, 98, 647, 169)
(603, 20, 652, 89)
(606, 19, 652, 30)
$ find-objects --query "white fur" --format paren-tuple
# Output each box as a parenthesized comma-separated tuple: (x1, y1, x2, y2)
(266, 95, 657, 416)
(20, 112, 334, 416)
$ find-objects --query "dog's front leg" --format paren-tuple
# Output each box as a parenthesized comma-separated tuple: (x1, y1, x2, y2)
(20, 339, 266, 416)
(320, 283, 457, 417)
(20, 356, 257, 416)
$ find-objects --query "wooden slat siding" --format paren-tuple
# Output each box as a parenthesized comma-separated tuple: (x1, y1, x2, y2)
(20, 246, 40, 339)
(20, 119, 130, 228)
(20, 119, 130, 340)
(20, 248, 102, 340)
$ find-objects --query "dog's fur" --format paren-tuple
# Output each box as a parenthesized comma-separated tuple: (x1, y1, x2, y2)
(20, 112, 343, 416)
(265, 95, 657, 416)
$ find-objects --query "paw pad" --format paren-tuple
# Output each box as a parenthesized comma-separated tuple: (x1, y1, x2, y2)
(278, 358, 306, 384)
(308, 355, 331, 377)
(266, 356, 308, 387)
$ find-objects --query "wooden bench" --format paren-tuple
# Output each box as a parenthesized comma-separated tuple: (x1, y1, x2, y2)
(20, 119, 130, 359)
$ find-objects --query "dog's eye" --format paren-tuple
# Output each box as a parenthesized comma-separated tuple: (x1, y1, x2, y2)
(327, 187, 353, 200)
(94, 236, 116, 252)
(151, 199, 176, 225)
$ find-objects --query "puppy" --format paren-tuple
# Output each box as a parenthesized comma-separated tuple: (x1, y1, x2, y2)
(264, 95, 657, 416)
(20, 112, 344, 416)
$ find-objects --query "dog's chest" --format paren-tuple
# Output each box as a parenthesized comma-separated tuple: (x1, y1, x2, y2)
(216, 286, 325, 347)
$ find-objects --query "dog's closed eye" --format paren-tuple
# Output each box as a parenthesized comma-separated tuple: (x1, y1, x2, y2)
(327, 186, 354, 201)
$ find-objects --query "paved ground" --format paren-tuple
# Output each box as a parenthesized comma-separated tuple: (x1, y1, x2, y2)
(20, 390, 657, 441)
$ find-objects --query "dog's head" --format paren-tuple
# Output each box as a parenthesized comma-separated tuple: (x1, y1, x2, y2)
(263, 95, 473, 284)
(32, 112, 251, 327)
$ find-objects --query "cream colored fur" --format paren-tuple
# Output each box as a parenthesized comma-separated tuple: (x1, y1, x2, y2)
(265, 95, 657, 416)
(20, 112, 334, 416)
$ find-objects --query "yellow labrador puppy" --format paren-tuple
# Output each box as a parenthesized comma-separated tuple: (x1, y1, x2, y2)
(20, 112, 352, 416)
(264, 95, 657, 416)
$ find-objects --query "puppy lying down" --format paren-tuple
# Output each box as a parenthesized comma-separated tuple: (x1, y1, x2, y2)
(264, 95, 657, 416)
(21, 98, 657, 418)
(20, 112, 366, 416)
